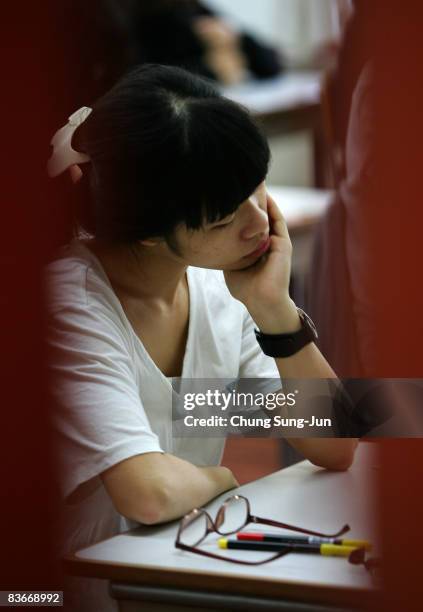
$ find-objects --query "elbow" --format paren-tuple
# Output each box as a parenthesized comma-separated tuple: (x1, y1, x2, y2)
(132, 500, 166, 526)
(312, 455, 354, 471)
(322, 456, 354, 471)
(115, 483, 173, 526)
(135, 507, 166, 526)
(311, 442, 358, 472)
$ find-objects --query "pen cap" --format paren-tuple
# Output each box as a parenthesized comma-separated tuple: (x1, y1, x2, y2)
(344, 540, 372, 551)
(321, 544, 358, 557)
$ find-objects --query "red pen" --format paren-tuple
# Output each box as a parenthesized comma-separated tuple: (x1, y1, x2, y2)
(237, 532, 371, 549)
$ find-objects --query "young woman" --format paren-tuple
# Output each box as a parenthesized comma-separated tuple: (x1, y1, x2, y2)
(47, 64, 357, 608)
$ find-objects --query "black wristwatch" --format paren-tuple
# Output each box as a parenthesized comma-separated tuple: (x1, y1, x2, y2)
(254, 308, 318, 358)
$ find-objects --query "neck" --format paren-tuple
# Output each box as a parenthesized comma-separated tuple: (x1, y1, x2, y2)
(85, 239, 187, 305)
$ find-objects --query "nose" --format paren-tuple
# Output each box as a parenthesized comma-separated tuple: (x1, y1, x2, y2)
(240, 196, 269, 241)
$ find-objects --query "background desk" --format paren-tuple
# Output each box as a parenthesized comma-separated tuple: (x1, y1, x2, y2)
(268, 185, 333, 311)
(268, 185, 332, 236)
(223, 73, 328, 187)
(66, 443, 379, 612)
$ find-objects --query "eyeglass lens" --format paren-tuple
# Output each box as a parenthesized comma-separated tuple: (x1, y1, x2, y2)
(216, 496, 248, 534)
(179, 497, 248, 547)
(179, 511, 209, 547)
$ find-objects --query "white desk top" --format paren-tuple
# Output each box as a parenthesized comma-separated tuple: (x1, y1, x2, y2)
(69, 443, 378, 605)
(222, 72, 322, 115)
(267, 185, 333, 231)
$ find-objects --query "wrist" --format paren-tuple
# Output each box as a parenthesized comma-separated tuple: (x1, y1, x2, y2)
(249, 298, 301, 334)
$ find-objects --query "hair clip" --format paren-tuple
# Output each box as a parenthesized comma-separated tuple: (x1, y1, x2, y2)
(47, 106, 93, 178)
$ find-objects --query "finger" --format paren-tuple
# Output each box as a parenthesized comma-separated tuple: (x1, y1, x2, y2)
(266, 194, 290, 239)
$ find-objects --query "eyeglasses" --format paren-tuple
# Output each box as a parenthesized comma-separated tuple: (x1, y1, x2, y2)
(175, 494, 351, 566)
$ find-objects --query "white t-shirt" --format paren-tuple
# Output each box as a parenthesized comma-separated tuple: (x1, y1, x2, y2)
(46, 239, 280, 610)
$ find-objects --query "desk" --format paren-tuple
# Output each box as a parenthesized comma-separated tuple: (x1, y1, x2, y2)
(65, 443, 379, 612)
(222, 73, 327, 187)
(268, 185, 333, 308)
(268, 185, 332, 236)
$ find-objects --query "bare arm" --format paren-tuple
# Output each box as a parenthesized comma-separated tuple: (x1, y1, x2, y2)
(224, 188, 358, 471)
(254, 300, 359, 471)
(101, 452, 238, 525)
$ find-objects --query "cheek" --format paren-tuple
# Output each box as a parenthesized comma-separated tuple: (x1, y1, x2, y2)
(188, 227, 241, 260)
(217, 232, 244, 259)
(192, 234, 229, 259)
(187, 234, 216, 257)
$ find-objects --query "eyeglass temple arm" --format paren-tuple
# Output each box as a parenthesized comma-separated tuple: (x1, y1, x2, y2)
(175, 541, 291, 566)
(252, 515, 350, 538)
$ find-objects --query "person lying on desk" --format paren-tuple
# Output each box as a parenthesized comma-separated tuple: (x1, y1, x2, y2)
(46, 65, 358, 553)
(132, 0, 284, 85)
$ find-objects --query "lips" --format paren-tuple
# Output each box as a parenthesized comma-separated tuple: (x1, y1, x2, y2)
(245, 236, 271, 258)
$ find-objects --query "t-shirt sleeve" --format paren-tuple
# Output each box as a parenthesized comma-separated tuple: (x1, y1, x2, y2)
(237, 307, 281, 395)
(48, 295, 164, 501)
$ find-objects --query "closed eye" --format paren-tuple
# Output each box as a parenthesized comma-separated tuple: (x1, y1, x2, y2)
(211, 214, 236, 230)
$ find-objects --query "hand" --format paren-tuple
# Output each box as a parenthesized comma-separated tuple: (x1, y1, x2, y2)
(224, 192, 294, 320)
(193, 17, 239, 49)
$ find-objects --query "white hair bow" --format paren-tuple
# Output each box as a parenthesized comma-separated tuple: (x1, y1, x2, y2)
(47, 106, 93, 178)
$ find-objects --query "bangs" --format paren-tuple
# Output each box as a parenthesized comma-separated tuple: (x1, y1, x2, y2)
(181, 98, 271, 230)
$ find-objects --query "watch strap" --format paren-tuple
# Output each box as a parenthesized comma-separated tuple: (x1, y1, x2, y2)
(254, 308, 318, 358)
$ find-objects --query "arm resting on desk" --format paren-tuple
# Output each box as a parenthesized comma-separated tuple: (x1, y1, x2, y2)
(254, 303, 359, 471)
(101, 452, 238, 525)
(223, 191, 358, 472)
(275, 340, 358, 471)
(285, 437, 358, 471)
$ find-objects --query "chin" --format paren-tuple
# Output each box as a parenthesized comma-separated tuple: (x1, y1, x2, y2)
(196, 257, 256, 272)
(222, 260, 256, 271)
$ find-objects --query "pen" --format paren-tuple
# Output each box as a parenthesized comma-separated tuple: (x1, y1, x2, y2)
(218, 538, 361, 557)
(236, 532, 372, 551)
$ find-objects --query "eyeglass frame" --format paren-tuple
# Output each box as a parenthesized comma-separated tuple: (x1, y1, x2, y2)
(175, 494, 351, 566)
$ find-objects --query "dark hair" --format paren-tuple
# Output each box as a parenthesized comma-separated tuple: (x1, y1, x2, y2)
(72, 63, 270, 243)
(134, 0, 200, 16)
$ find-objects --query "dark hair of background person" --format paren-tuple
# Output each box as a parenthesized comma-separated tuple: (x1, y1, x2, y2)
(70, 63, 270, 245)
(129, 0, 283, 81)
(52, 0, 282, 120)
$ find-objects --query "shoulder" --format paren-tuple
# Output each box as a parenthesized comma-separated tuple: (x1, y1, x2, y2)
(45, 241, 117, 315)
(46, 252, 89, 313)
(45, 242, 131, 351)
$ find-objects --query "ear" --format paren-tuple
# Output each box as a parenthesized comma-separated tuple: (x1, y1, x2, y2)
(69, 164, 83, 184)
